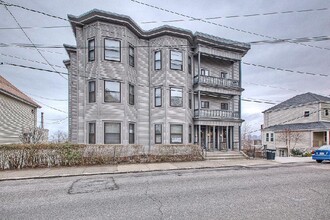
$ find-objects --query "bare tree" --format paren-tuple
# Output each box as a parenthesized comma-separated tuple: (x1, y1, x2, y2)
(241, 122, 255, 157)
(50, 130, 68, 143)
(277, 129, 303, 156)
(19, 127, 46, 144)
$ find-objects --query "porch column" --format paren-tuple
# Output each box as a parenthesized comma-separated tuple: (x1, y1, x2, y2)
(226, 126, 229, 151)
(198, 125, 201, 147)
(212, 125, 215, 150)
(205, 126, 208, 151)
(238, 125, 241, 151)
(198, 90, 201, 114)
(327, 131, 330, 145)
(232, 126, 234, 150)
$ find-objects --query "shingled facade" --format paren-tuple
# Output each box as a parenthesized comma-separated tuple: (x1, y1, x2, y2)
(64, 9, 250, 151)
(0, 75, 40, 144)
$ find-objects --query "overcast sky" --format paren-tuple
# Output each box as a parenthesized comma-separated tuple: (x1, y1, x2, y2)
(0, 0, 329, 137)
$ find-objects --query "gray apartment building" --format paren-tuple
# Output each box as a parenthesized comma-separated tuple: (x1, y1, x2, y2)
(64, 9, 250, 151)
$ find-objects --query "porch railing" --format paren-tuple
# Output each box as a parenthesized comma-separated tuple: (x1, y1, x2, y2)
(194, 75, 240, 89)
(194, 109, 240, 119)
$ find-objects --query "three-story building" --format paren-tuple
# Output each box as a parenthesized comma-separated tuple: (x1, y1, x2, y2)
(64, 9, 250, 152)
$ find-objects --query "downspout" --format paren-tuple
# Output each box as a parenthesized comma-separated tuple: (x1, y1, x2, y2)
(239, 61, 242, 151)
(148, 40, 151, 153)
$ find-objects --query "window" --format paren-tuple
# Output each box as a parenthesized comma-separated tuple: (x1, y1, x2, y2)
(154, 51, 162, 70)
(201, 101, 209, 109)
(221, 103, 229, 110)
(304, 111, 310, 117)
(221, 72, 227, 78)
(88, 122, 96, 144)
(129, 45, 134, 67)
(325, 109, 329, 116)
(270, 133, 274, 142)
(170, 88, 183, 107)
(266, 133, 269, 142)
(104, 38, 121, 61)
(170, 50, 183, 70)
(129, 84, 134, 105)
(189, 92, 192, 109)
(155, 124, 162, 144)
(201, 68, 209, 76)
(129, 123, 135, 144)
(170, 124, 183, 144)
(189, 125, 192, 143)
(155, 88, 162, 107)
(188, 56, 192, 74)
(88, 81, 96, 103)
(104, 122, 121, 144)
(88, 39, 95, 61)
(104, 81, 121, 103)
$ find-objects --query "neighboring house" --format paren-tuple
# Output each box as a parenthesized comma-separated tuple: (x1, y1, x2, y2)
(0, 75, 41, 144)
(64, 9, 250, 151)
(262, 92, 330, 156)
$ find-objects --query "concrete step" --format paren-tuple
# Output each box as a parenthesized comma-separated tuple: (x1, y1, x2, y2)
(205, 151, 247, 160)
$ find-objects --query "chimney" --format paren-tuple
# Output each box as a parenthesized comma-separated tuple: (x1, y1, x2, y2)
(41, 112, 44, 129)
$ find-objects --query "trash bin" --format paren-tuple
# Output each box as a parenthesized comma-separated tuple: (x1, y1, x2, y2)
(266, 149, 276, 160)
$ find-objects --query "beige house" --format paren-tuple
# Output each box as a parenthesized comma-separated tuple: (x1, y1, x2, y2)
(0, 75, 41, 144)
(64, 9, 250, 151)
(262, 93, 330, 156)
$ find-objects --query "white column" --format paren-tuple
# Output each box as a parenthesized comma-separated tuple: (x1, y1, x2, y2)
(213, 125, 215, 151)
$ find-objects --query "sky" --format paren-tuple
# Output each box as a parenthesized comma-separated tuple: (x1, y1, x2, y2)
(0, 0, 329, 137)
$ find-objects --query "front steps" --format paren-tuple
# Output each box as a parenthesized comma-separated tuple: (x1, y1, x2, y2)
(204, 151, 247, 160)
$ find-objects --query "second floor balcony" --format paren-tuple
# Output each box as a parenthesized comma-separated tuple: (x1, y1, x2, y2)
(194, 109, 240, 120)
(194, 75, 240, 90)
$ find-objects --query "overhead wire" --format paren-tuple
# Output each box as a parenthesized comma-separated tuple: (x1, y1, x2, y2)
(1, 2, 68, 81)
(129, 0, 330, 51)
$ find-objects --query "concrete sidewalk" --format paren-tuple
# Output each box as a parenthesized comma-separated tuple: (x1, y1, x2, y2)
(0, 157, 314, 181)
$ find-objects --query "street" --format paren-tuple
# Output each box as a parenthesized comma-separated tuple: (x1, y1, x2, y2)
(1, 163, 329, 220)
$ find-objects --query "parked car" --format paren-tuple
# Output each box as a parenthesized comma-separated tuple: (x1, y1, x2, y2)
(312, 145, 330, 163)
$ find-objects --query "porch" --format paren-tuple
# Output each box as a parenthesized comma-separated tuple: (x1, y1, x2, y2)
(194, 125, 239, 151)
(194, 75, 240, 90)
(194, 109, 239, 119)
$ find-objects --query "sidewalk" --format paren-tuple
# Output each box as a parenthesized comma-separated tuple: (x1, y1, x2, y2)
(0, 157, 314, 181)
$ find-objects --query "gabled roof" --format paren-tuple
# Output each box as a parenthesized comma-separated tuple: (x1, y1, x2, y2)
(264, 92, 330, 113)
(0, 75, 40, 108)
(264, 122, 330, 132)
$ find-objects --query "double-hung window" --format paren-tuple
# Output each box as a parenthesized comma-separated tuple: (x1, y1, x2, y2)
(129, 46, 134, 67)
(129, 84, 134, 105)
(270, 133, 274, 142)
(88, 122, 96, 144)
(188, 56, 192, 74)
(221, 103, 229, 110)
(266, 133, 269, 142)
(155, 124, 162, 144)
(201, 68, 209, 76)
(88, 39, 95, 61)
(170, 124, 183, 144)
(189, 125, 192, 143)
(154, 51, 161, 70)
(170, 50, 183, 70)
(104, 122, 121, 144)
(189, 92, 192, 109)
(221, 72, 227, 79)
(304, 111, 310, 117)
(104, 81, 121, 103)
(155, 88, 162, 107)
(170, 88, 183, 107)
(201, 101, 209, 109)
(104, 38, 121, 61)
(88, 81, 96, 103)
(129, 123, 135, 144)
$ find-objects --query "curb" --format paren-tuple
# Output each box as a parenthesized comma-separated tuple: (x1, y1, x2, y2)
(0, 161, 313, 182)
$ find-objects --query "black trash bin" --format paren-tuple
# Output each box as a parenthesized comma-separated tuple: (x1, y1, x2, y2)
(266, 149, 276, 160)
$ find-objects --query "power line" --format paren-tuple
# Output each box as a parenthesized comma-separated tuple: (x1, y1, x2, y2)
(250, 35, 330, 45)
(30, 98, 67, 114)
(0, 25, 70, 30)
(243, 61, 328, 77)
(2, 3, 68, 81)
(2, 61, 69, 75)
(24, 92, 67, 101)
(130, 0, 330, 51)
(0, 52, 66, 69)
(140, 7, 328, 24)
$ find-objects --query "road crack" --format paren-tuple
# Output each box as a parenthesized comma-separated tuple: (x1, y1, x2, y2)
(145, 179, 164, 219)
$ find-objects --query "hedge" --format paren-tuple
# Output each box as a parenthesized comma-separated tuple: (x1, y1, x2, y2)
(0, 143, 203, 170)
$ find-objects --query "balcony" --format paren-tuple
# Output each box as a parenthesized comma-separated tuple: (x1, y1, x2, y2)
(194, 75, 240, 89)
(194, 109, 240, 119)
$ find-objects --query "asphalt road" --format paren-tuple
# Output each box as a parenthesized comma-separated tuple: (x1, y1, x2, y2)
(1, 163, 329, 220)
